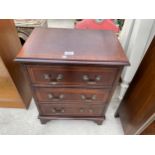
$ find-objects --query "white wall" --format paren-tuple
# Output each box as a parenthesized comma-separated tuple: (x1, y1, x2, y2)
(118, 19, 155, 100)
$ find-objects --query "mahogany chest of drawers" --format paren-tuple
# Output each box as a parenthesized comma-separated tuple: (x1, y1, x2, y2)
(15, 28, 129, 124)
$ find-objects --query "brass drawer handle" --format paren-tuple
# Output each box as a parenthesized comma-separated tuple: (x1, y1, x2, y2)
(96, 76, 101, 81)
(83, 75, 101, 84)
(51, 108, 65, 113)
(48, 93, 53, 99)
(48, 93, 64, 100)
(83, 75, 89, 81)
(56, 74, 63, 81)
(79, 108, 84, 113)
(89, 109, 93, 113)
(43, 73, 63, 84)
(81, 94, 96, 102)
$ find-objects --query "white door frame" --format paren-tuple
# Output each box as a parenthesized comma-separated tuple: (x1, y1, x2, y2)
(118, 19, 155, 100)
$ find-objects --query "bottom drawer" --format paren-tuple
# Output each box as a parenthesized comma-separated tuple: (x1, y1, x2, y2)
(39, 103, 104, 117)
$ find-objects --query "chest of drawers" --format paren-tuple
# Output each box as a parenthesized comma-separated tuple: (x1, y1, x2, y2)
(15, 28, 129, 124)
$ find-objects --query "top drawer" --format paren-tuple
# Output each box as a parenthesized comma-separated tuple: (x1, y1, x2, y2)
(27, 65, 118, 87)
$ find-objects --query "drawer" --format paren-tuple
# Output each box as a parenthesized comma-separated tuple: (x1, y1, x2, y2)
(34, 87, 110, 104)
(27, 65, 117, 87)
(39, 103, 104, 116)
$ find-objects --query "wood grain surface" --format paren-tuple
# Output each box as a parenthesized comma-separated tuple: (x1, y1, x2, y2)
(16, 28, 129, 65)
(0, 19, 32, 108)
(0, 57, 24, 108)
(116, 37, 155, 134)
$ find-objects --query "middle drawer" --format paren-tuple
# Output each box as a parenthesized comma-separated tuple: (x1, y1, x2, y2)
(34, 87, 110, 104)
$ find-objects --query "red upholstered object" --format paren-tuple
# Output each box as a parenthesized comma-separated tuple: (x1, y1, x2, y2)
(75, 19, 119, 33)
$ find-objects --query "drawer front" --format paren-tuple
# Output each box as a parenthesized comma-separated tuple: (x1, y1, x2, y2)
(34, 87, 110, 103)
(39, 103, 104, 116)
(27, 65, 117, 87)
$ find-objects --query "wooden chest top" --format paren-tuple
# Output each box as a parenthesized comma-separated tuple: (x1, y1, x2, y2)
(16, 28, 129, 65)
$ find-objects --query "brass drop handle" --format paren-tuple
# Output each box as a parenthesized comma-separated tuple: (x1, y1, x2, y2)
(43, 73, 50, 80)
(51, 108, 65, 113)
(81, 94, 96, 102)
(48, 93, 53, 99)
(56, 74, 63, 81)
(48, 93, 64, 100)
(80, 108, 84, 113)
(43, 73, 63, 84)
(96, 76, 101, 81)
(83, 75, 89, 81)
(89, 109, 93, 113)
(50, 74, 63, 85)
(83, 75, 101, 84)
